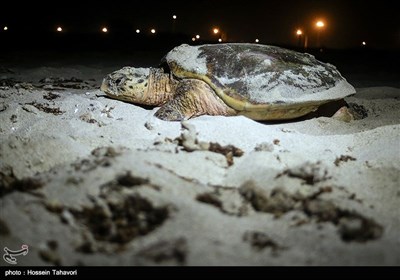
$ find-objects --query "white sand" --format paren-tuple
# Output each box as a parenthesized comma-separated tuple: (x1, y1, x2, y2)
(0, 63, 399, 266)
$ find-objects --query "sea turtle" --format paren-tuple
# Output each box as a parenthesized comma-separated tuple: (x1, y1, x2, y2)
(101, 43, 355, 121)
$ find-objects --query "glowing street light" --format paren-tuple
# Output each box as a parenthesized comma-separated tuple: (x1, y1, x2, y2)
(192, 35, 201, 42)
(212, 27, 227, 42)
(172, 15, 178, 33)
(150, 28, 156, 34)
(315, 20, 325, 49)
(56, 26, 63, 32)
(3, 26, 8, 31)
(102, 27, 108, 33)
(362, 41, 367, 46)
(316, 21, 325, 28)
(255, 39, 259, 43)
(295, 29, 304, 48)
(136, 29, 140, 34)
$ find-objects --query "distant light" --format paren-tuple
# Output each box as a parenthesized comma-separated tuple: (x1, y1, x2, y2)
(362, 41, 367, 46)
(213, 28, 219, 34)
(102, 27, 108, 33)
(3, 26, 8, 31)
(296, 29, 303, 36)
(150, 28, 156, 34)
(56, 27, 62, 32)
(196, 34, 200, 39)
(192, 37, 196, 42)
(136, 29, 140, 34)
(255, 39, 259, 43)
(218, 38, 222, 42)
(172, 15, 177, 20)
(316, 21, 325, 28)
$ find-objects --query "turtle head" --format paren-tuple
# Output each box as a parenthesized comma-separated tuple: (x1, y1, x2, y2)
(101, 67, 150, 104)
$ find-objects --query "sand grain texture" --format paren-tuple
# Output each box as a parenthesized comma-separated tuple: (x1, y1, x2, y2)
(0, 60, 399, 266)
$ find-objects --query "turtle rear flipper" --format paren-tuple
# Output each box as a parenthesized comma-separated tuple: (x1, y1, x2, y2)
(155, 79, 236, 121)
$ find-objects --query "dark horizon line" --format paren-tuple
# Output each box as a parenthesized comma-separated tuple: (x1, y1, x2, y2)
(2, 29, 399, 51)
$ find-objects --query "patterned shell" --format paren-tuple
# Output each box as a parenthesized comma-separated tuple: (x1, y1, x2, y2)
(163, 43, 355, 105)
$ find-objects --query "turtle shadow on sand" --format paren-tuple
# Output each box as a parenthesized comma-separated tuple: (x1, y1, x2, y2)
(261, 99, 368, 124)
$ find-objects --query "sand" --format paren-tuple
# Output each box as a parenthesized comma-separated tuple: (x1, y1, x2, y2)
(0, 55, 399, 266)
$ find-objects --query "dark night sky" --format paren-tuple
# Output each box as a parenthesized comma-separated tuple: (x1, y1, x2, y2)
(1, 0, 399, 49)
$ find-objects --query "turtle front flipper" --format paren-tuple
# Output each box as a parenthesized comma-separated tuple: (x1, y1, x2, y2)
(154, 79, 236, 121)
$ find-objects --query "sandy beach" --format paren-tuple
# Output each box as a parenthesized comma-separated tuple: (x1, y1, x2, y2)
(0, 49, 399, 266)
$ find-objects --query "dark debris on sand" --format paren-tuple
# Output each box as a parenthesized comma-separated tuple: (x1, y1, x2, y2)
(73, 194, 169, 253)
(239, 181, 383, 242)
(25, 102, 64, 115)
(0, 167, 44, 197)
